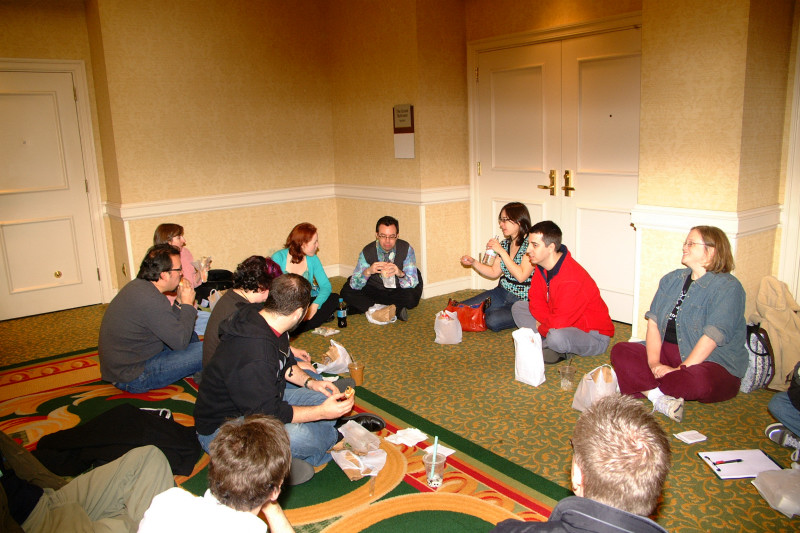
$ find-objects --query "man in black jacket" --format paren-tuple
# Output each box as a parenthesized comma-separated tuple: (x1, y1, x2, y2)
(492, 395, 671, 533)
(194, 274, 354, 476)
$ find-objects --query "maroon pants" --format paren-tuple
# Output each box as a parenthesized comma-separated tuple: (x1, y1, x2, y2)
(610, 341, 740, 403)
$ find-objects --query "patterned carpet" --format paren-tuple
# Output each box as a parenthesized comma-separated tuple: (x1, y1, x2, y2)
(0, 277, 797, 531)
(0, 350, 560, 532)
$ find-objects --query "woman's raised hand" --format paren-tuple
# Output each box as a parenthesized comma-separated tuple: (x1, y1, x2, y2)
(460, 255, 475, 266)
(487, 238, 503, 253)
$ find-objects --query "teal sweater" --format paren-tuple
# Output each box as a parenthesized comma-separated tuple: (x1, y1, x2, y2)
(271, 248, 332, 307)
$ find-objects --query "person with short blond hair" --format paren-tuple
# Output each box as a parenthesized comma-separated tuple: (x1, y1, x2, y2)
(139, 415, 294, 533)
(492, 395, 671, 533)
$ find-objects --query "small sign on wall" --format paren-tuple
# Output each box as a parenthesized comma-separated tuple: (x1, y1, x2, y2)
(393, 104, 414, 159)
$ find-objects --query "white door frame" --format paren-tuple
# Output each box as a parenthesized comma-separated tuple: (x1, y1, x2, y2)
(0, 58, 112, 304)
(779, 33, 800, 302)
(466, 13, 642, 289)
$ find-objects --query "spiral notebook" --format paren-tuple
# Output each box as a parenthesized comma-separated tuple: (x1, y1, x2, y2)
(698, 449, 781, 479)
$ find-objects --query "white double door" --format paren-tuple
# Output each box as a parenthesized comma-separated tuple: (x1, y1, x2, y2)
(0, 69, 102, 319)
(474, 28, 641, 323)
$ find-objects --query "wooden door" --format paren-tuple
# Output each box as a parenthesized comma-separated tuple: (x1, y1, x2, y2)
(0, 70, 102, 319)
(474, 28, 640, 322)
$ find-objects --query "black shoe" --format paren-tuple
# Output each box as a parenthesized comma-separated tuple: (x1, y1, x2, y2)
(334, 378, 356, 393)
(542, 348, 567, 364)
(397, 307, 409, 321)
(336, 413, 386, 432)
(288, 458, 314, 485)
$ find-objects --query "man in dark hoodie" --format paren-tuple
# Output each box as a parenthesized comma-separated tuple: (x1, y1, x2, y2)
(194, 274, 354, 479)
(492, 395, 671, 533)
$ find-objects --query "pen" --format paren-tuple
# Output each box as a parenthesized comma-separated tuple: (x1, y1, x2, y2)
(714, 459, 742, 465)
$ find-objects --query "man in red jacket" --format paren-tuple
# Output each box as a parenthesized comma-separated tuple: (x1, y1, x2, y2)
(511, 220, 614, 363)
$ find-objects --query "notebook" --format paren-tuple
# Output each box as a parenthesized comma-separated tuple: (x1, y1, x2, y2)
(698, 449, 782, 479)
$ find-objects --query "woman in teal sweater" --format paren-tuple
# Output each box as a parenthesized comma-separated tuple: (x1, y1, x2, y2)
(272, 223, 339, 335)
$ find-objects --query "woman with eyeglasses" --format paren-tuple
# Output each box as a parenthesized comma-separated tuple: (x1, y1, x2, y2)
(271, 222, 339, 335)
(611, 226, 747, 423)
(459, 202, 535, 331)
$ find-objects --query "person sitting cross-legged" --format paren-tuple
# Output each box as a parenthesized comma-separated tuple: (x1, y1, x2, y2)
(99, 243, 203, 393)
(492, 394, 671, 533)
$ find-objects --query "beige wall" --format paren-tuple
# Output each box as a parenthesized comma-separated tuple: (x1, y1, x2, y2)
(634, 0, 793, 336)
(465, 0, 642, 41)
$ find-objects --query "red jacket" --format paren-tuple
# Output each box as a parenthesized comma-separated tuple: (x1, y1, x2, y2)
(528, 247, 614, 338)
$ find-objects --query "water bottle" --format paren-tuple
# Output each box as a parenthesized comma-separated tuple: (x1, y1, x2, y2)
(481, 235, 500, 266)
(337, 298, 348, 328)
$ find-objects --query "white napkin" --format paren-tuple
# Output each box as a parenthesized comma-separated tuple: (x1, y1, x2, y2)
(386, 427, 428, 447)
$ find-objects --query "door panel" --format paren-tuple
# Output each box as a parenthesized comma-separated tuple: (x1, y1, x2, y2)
(476, 42, 561, 289)
(475, 29, 640, 320)
(561, 30, 641, 322)
(0, 71, 101, 319)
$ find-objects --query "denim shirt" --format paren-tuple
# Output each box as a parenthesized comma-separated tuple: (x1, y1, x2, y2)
(645, 268, 748, 378)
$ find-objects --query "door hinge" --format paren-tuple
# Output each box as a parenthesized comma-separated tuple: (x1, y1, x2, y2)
(73, 86, 77, 102)
(477, 161, 482, 176)
(475, 67, 479, 83)
(85, 179, 89, 193)
(97, 268, 101, 281)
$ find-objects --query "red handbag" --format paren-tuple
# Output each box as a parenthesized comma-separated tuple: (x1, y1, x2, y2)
(445, 298, 490, 332)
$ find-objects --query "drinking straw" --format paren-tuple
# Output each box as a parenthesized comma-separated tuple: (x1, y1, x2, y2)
(431, 436, 439, 465)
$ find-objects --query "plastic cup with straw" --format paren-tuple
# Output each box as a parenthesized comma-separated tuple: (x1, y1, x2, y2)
(424, 436, 443, 488)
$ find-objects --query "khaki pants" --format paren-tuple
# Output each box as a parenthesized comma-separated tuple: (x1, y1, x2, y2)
(20, 446, 173, 533)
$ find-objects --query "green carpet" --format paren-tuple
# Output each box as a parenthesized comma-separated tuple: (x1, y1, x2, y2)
(1, 276, 797, 531)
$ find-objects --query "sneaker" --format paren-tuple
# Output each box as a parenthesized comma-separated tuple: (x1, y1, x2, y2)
(288, 458, 315, 486)
(653, 394, 684, 423)
(542, 348, 567, 364)
(397, 307, 409, 321)
(765, 423, 800, 449)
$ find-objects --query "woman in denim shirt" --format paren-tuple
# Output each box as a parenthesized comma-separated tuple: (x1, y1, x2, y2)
(611, 226, 747, 423)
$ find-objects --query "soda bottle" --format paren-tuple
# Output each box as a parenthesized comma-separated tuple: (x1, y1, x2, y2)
(337, 298, 348, 328)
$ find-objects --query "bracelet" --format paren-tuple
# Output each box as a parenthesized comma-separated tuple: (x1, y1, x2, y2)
(304, 377, 315, 389)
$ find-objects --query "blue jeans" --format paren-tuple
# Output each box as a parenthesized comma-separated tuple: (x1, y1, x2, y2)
(769, 391, 800, 437)
(197, 388, 338, 466)
(460, 285, 521, 332)
(283, 387, 339, 466)
(285, 359, 323, 391)
(115, 337, 203, 394)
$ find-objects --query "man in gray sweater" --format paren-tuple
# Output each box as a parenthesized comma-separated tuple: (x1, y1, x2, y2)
(99, 243, 203, 393)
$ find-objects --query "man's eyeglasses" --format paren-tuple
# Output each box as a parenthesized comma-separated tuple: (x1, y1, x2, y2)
(683, 241, 711, 248)
(378, 234, 397, 240)
(166, 267, 183, 272)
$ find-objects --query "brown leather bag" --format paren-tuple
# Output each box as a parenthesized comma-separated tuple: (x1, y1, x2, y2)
(445, 298, 490, 332)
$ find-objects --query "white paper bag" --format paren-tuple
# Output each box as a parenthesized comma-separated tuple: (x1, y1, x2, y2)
(434, 310, 462, 344)
(572, 364, 619, 412)
(513, 327, 545, 387)
(315, 339, 353, 374)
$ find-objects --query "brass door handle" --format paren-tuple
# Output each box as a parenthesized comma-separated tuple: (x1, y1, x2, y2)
(538, 169, 557, 196)
(562, 170, 575, 197)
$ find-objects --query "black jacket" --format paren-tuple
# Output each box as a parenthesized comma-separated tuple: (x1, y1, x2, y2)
(194, 303, 296, 435)
(492, 496, 668, 533)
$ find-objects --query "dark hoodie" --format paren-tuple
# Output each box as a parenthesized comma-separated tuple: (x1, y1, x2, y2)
(194, 303, 297, 435)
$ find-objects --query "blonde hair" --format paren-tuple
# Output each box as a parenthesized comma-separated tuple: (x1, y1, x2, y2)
(572, 395, 671, 516)
(692, 226, 734, 273)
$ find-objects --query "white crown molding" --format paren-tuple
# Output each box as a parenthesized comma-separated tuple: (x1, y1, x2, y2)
(630, 204, 781, 237)
(105, 184, 470, 220)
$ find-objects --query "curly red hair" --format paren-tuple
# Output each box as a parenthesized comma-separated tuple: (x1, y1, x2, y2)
(284, 222, 317, 264)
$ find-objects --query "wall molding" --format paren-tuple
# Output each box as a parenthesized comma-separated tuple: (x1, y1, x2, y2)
(105, 184, 470, 220)
(630, 204, 781, 238)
